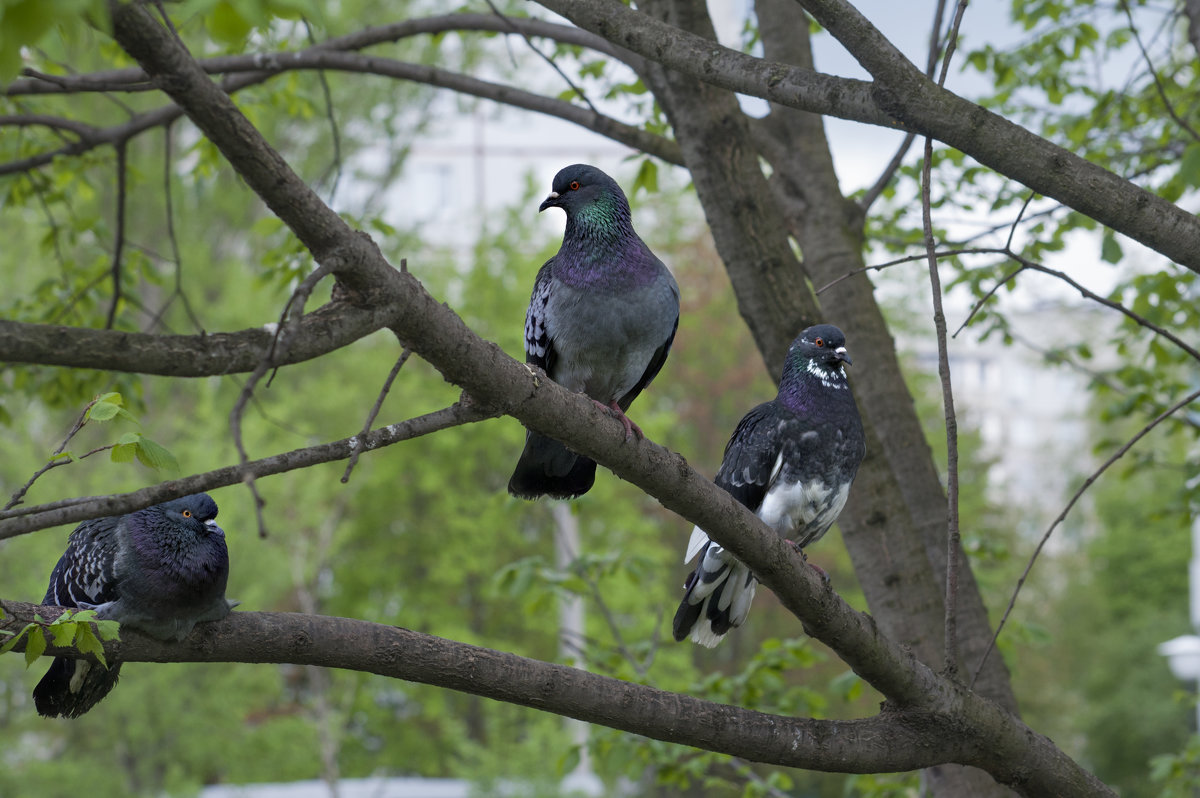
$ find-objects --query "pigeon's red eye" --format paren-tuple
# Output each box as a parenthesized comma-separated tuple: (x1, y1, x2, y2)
(815, 337, 825, 347)
(569, 181, 581, 191)
(182, 510, 192, 518)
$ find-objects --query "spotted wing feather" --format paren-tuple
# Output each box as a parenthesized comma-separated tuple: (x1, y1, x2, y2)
(43, 516, 122, 609)
(523, 262, 555, 374)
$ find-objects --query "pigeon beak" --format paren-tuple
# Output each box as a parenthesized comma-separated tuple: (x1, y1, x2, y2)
(539, 191, 561, 212)
(834, 347, 852, 366)
(204, 519, 225, 537)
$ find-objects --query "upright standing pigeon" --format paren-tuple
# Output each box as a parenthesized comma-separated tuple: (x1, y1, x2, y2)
(508, 164, 680, 500)
(673, 325, 865, 647)
(33, 493, 234, 718)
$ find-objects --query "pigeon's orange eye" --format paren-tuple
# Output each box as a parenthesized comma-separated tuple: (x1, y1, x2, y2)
(569, 180, 580, 190)
(182, 510, 192, 518)
(815, 337, 825, 347)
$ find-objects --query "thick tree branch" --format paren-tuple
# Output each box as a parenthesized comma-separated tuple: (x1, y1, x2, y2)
(0, 601, 951, 774)
(0, 302, 391, 376)
(537, 0, 1200, 272)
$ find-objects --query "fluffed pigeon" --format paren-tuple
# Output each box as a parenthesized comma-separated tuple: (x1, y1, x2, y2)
(508, 164, 680, 500)
(673, 325, 865, 647)
(33, 493, 234, 718)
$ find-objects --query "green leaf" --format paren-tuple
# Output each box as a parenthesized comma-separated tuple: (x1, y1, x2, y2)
(209, 0, 254, 45)
(1100, 232, 1123, 264)
(93, 620, 121, 641)
(557, 745, 581, 777)
(1180, 143, 1200, 189)
(0, 623, 34, 655)
(87, 400, 121, 422)
(74, 623, 107, 668)
(110, 441, 137, 463)
(135, 436, 180, 472)
(23, 626, 46, 667)
(50, 620, 76, 647)
(631, 158, 658, 197)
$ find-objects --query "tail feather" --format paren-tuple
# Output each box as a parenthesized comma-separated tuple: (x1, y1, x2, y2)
(683, 526, 709, 563)
(672, 541, 757, 648)
(33, 657, 123, 718)
(508, 431, 596, 500)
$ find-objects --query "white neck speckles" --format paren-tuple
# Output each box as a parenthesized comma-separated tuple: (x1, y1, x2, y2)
(805, 359, 848, 390)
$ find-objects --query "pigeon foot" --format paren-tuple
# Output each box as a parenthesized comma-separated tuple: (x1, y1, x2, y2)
(592, 399, 643, 441)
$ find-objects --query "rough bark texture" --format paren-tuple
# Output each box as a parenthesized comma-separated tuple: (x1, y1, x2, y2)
(0, 602, 1107, 795)
(0, 2, 1136, 793)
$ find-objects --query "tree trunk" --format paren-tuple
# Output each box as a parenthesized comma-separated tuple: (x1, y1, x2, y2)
(646, 0, 1021, 793)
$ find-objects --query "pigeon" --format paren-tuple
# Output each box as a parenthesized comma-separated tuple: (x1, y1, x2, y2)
(33, 493, 234, 718)
(508, 164, 680, 500)
(673, 325, 865, 647)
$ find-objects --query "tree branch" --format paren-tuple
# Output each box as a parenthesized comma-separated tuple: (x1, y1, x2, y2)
(2, 15, 678, 176)
(537, 0, 1200, 271)
(0, 601, 953, 775)
(0, 400, 496, 537)
(0, 301, 392, 376)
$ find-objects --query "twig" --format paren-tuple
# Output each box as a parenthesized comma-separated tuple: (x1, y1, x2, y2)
(1119, 0, 1200, 144)
(153, 119, 203, 332)
(579, 569, 649, 679)
(971, 386, 1200, 687)
(5, 399, 103, 510)
(0, 113, 98, 137)
(921, 140, 960, 678)
(305, 18, 344, 202)
(483, 0, 600, 115)
(341, 347, 413, 483)
(2, 401, 496, 537)
(814, 247, 993, 294)
(728, 757, 793, 798)
(926, 0, 971, 677)
(858, 0, 948, 212)
(104, 141, 128, 329)
(952, 194, 1035, 337)
(959, 247, 1200, 364)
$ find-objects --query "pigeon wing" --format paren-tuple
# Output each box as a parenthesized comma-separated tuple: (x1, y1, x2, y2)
(523, 261, 556, 375)
(713, 401, 798, 512)
(43, 516, 122, 608)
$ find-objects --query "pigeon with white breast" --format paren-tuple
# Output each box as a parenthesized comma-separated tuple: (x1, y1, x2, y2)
(673, 325, 865, 647)
(33, 494, 234, 718)
(508, 164, 680, 500)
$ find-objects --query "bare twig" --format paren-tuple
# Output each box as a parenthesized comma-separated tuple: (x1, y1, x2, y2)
(925, 0, 971, 677)
(921, 139, 961, 678)
(148, 119, 204, 332)
(1, 401, 496, 537)
(858, 0, 948, 212)
(1120, 0, 1200, 144)
(971, 386, 1200, 686)
(813, 247, 984, 294)
(230, 264, 336, 537)
(305, 18, 344, 202)
(952, 194, 1036, 337)
(341, 347, 413, 483)
(4, 398, 109, 510)
(104, 141, 129, 329)
(0, 113, 99, 137)
(483, 0, 600, 114)
(951, 264, 1026, 337)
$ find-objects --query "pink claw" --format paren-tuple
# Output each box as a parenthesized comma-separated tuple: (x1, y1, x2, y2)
(593, 399, 643, 441)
